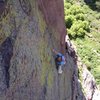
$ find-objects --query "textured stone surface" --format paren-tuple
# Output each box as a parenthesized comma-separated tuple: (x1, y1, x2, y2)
(0, 0, 75, 100)
(77, 55, 100, 100)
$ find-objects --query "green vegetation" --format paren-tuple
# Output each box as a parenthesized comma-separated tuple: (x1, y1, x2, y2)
(64, 0, 100, 85)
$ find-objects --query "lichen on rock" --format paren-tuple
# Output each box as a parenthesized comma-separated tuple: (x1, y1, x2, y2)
(0, 0, 85, 100)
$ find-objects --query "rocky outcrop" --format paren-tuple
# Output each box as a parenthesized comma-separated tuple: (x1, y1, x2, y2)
(77, 56, 100, 100)
(66, 39, 100, 100)
(93, 90, 100, 100)
(0, 0, 82, 100)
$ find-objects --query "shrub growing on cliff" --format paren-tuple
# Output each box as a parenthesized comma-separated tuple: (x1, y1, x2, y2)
(65, 15, 75, 28)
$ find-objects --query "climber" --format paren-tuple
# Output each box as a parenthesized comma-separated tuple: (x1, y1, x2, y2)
(52, 49, 66, 74)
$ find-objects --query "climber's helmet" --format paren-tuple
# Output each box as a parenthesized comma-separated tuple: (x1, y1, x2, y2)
(57, 56, 62, 62)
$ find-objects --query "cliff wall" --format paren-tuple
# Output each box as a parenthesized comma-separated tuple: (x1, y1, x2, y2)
(0, 0, 76, 100)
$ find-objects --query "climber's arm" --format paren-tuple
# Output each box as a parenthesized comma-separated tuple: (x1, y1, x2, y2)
(52, 49, 59, 55)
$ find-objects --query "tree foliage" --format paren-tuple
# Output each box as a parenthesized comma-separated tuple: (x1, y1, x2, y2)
(64, 2, 90, 39)
(64, 0, 100, 85)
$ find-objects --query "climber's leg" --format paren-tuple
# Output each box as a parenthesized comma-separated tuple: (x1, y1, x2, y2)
(58, 65, 63, 74)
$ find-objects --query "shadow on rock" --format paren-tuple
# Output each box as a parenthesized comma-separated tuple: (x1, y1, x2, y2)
(84, 0, 100, 12)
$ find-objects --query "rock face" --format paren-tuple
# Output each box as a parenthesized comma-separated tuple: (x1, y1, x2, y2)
(77, 56, 100, 100)
(0, 0, 79, 100)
